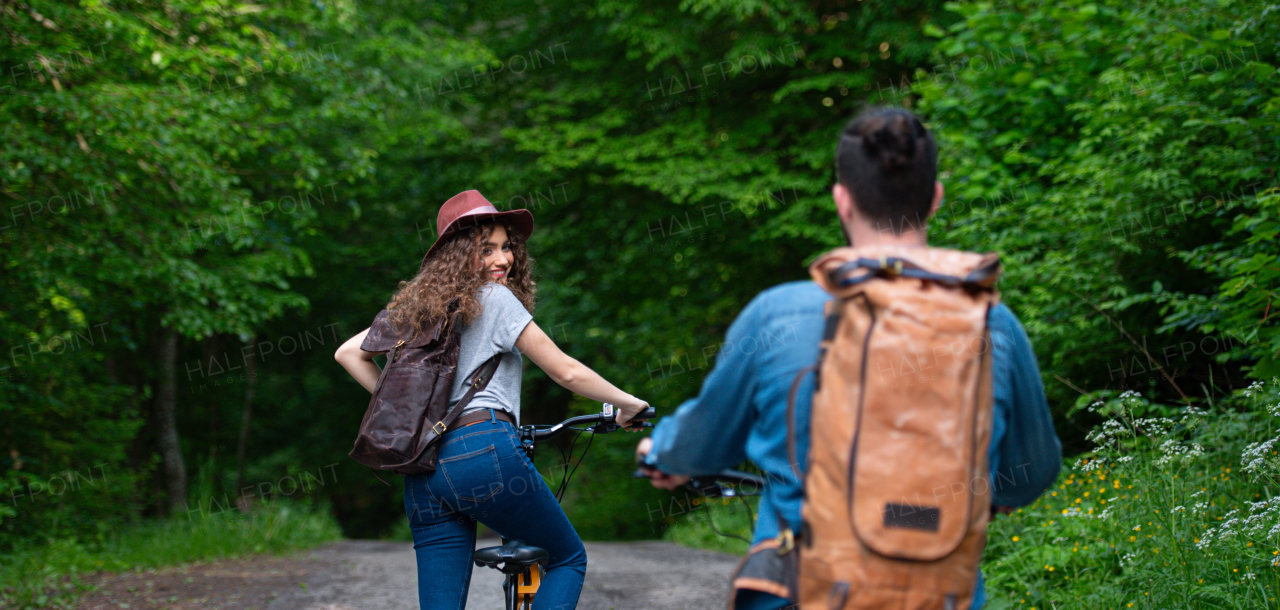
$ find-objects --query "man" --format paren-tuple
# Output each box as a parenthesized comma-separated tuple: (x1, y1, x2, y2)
(636, 107, 1062, 610)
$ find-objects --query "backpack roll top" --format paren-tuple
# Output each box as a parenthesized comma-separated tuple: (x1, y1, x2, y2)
(359, 307, 454, 352)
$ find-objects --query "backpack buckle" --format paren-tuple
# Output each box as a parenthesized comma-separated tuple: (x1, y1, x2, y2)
(433, 421, 447, 435)
(879, 256, 904, 277)
(774, 528, 795, 554)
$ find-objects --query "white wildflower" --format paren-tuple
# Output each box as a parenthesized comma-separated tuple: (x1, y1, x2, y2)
(1154, 438, 1200, 466)
(1181, 406, 1209, 417)
(1087, 420, 1131, 447)
(1134, 417, 1175, 436)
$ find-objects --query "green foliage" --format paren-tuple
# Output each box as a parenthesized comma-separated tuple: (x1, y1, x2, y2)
(910, 0, 1278, 414)
(0, 497, 342, 610)
(983, 379, 1280, 609)
(1162, 188, 1280, 379)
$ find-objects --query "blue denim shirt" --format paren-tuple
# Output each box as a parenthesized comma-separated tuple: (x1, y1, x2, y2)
(645, 280, 1062, 604)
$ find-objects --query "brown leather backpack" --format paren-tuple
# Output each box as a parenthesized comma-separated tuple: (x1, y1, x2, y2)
(788, 244, 1001, 610)
(348, 305, 499, 482)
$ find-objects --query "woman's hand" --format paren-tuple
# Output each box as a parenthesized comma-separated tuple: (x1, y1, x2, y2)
(614, 397, 650, 431)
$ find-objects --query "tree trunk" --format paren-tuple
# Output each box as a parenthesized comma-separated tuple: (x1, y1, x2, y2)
(204, 335, 219, 494)
(156, 327, 188, 515)
(235, 339, 257, 497)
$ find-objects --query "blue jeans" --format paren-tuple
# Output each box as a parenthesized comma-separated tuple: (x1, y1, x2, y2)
(403, 412, 588, 610)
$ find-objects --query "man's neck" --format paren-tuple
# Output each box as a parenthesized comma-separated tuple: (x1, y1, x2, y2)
(846, 223, 929, 249)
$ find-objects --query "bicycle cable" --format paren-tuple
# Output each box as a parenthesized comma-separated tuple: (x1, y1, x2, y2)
(695, 490, 752, 544)
(555, 427, 595, 502)
(551, 429, 579, 501)
(552, 429, 575, 501)
(739, 492, 755, 529)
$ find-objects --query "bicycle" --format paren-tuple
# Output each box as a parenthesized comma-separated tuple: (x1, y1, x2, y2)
(471, 404, 656, 610)
(634, 464, 768, 544)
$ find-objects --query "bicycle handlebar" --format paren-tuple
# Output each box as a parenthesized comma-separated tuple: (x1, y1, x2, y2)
(632, 465, 767, 498)
(523, 406, 656, 442)
(688, 469, 765, 489)
(686, 469, 766, 499)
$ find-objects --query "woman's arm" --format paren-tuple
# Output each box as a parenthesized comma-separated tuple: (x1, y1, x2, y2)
(514, 320, 649, 427)
(334, 328, 386, 393)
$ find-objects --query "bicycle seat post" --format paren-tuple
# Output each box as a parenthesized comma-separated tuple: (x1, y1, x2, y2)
(472, 539, 548, 609)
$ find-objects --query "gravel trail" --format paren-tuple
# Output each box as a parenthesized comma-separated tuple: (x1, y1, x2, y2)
(263, 538, 741, 610)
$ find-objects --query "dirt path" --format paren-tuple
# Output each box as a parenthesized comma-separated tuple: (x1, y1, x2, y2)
(77, 539, 742, 610)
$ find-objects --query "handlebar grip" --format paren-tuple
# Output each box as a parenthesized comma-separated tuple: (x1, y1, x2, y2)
(631, 407, 656, 420)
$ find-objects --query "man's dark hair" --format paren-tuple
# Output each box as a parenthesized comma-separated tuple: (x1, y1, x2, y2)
(835, 107, 938, 235)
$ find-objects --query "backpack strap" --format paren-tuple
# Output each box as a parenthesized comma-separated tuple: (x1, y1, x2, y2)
(786, 365, 816, 483)
(431, 353, 504, 437)
(830, 255, 1001, 291)
(785, 305, 843, 482)
(370, 341, 403, 395)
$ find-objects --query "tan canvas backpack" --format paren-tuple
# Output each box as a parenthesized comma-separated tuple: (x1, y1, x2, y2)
(788, 244, 1001, 610)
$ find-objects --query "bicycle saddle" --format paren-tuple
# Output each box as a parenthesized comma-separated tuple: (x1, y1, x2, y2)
(473, 539, 549, 572)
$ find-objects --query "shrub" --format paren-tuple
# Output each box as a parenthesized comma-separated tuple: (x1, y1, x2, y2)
(984, 379, 1280, 608)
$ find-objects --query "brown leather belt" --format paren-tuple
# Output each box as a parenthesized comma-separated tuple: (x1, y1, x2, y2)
(447, 408, 516, 433)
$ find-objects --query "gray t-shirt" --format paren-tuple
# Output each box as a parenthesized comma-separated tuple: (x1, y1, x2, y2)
(451, 283, 534, 424)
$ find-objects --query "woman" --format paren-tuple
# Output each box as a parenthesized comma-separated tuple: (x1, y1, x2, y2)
(334, 190, 650, 609)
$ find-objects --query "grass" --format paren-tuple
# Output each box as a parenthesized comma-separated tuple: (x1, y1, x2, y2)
(0, 496, 343, 609)
(660, 490, 758, 556)
(660, 378, 1280, 609)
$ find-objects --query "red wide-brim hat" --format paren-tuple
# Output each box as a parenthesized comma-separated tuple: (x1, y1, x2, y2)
(420, 190, 534, 271)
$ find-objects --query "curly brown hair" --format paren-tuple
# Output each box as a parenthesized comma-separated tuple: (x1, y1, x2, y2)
(385, 219, 536, 339)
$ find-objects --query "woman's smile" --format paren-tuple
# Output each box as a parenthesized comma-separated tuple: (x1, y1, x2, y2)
(479, 224, 515, 284)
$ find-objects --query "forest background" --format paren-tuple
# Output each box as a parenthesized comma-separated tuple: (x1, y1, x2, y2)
(1, 0, 1277, 605)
